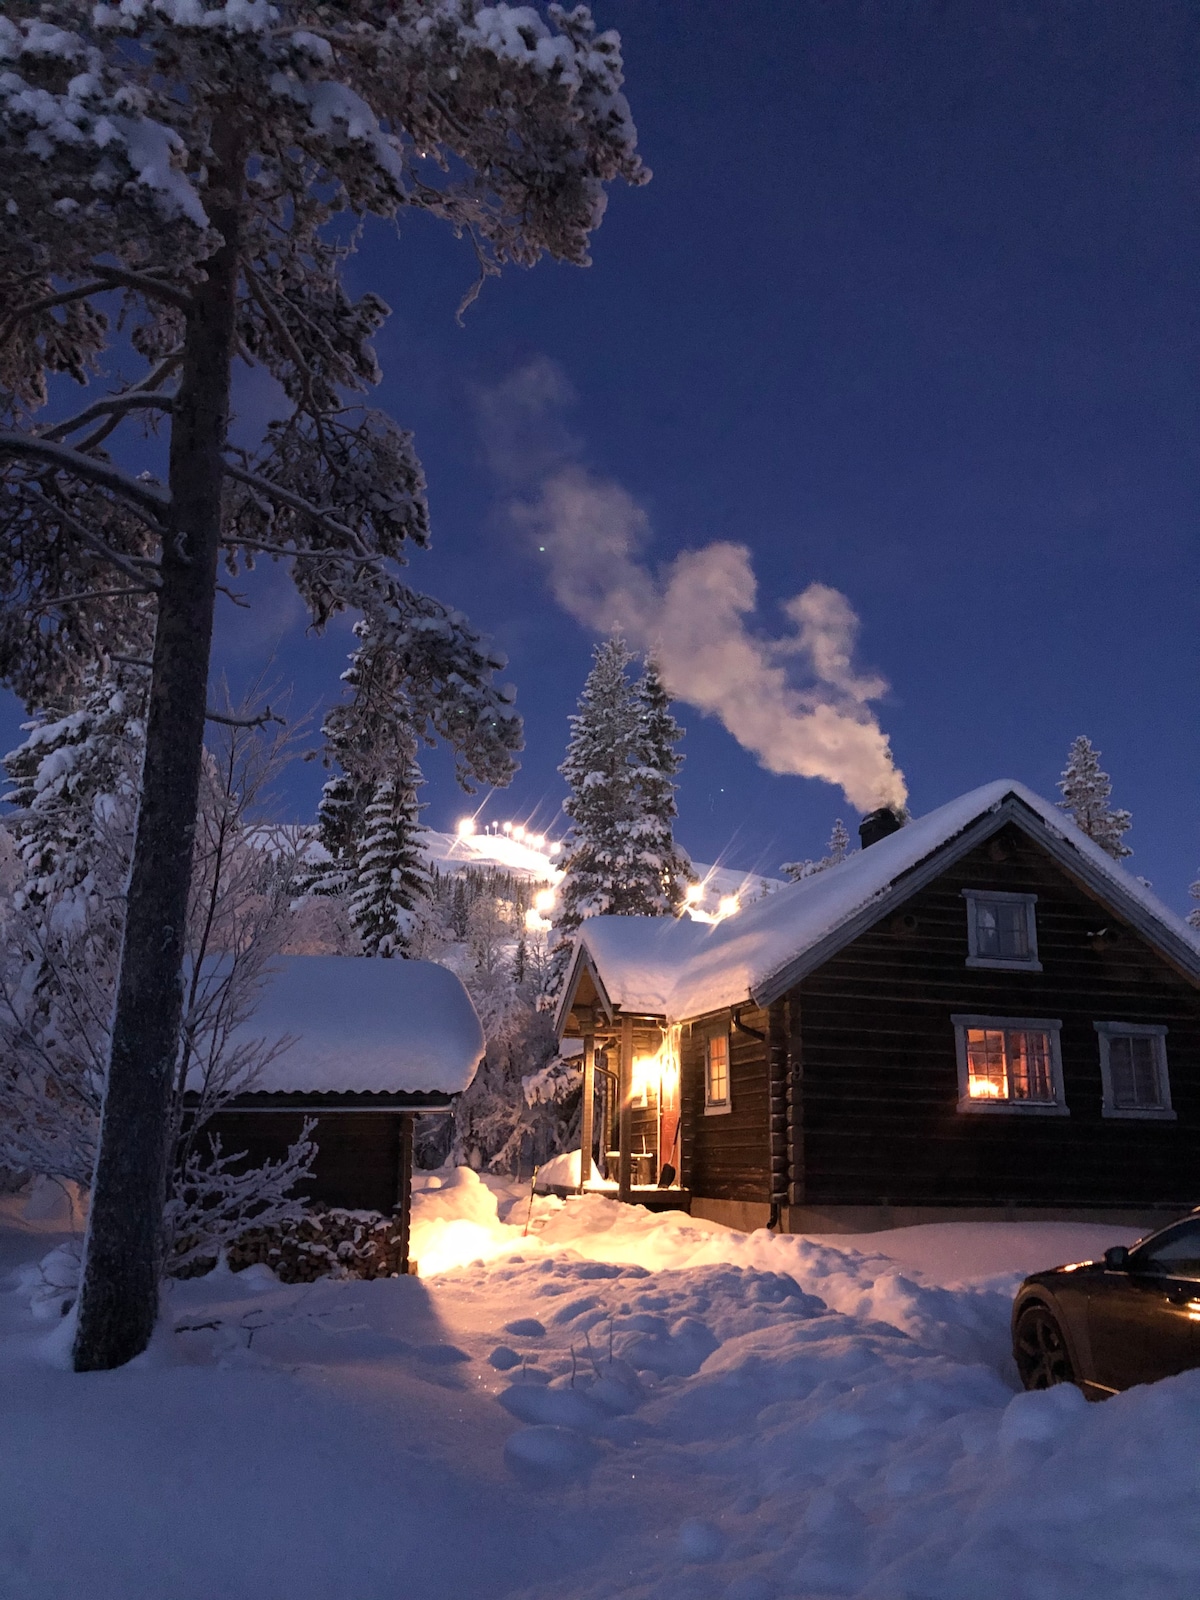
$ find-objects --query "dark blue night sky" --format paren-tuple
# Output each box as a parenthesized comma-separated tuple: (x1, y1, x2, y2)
(6, 1, 1199, 905)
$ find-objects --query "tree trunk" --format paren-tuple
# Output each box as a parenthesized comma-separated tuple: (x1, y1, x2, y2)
(73, 143, 244, 1372)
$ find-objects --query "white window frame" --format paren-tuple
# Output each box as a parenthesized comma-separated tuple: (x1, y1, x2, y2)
(703, 1028, 731, 1115)
(1094, 1022, 1175, 1120)
(961, 889, 1042, 972)
(951, 1014, 1068, 1115)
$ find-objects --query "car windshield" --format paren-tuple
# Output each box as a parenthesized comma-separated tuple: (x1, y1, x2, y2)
(1132, 1219, 1200, 1282)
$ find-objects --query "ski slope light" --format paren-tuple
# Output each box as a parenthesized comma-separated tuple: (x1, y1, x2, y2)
(456, 817, 476, 839)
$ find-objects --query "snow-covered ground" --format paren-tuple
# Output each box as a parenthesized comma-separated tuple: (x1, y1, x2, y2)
(3, 1180, 1198, 1599)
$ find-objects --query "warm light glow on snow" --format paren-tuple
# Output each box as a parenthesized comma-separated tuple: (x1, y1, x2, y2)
(412, 1217, 516, 1276)
(512, 825, 526, 841)
(533, 888, 556, 914)
(456, 817, 476, 838)
(718, 895, 740, 919)
(684, 883, 703, 904)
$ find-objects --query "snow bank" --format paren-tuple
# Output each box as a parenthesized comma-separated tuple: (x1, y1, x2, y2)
(212, 955, 485, 1095)
(532, 1149, 606, 1189)
(2, 1179, 1188, 1600)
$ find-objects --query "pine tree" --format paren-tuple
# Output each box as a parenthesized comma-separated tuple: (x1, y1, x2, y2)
(1187, 875, 1200, 932)
(629, 657, 693, 915)
(782, 817, 854, 882)
(1057, 737, 1132, 860)
(346, 753, 430, 958)
(555, 635, 642, 938)
(826, 818, 851, 865)
(0, 2, 642, 1370)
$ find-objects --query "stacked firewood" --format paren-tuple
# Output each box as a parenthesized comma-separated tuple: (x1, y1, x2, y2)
(175, 1207, 410, 1283)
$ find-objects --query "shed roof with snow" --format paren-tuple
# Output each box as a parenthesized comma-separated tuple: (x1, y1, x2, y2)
(556, 780, 1200, 1030)
(220, 955, 484, 1101)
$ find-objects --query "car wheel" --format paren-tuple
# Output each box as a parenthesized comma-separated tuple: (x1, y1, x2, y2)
(1014, 1303, 1075, 1390)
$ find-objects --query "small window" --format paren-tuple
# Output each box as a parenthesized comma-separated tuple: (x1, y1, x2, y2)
(1095, 1023, 1174, 1120)
(704, 1031, 730, 1114)
(962, 890, 1041, 971)
(951, 1015, 1067, 1114)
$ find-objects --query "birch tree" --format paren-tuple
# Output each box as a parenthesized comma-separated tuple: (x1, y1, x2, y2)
(0, 1, 644, 1369)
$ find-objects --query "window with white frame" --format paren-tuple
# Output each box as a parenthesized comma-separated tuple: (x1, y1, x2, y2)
(951, 1015, 1067, 1114)
(1094, 1022, 1174, 1119)
(961, 889, 1041, 971)
(704, 1030, 731, 1114)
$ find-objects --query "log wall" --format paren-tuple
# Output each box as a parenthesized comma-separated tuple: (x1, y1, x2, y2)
(680, 1005, 771, 1202)
(792, 823, 1200, 1208)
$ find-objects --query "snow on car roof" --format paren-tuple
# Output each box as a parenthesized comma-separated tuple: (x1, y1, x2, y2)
(566, 780, 1200, 1025)
(219, 955, 485, 1097)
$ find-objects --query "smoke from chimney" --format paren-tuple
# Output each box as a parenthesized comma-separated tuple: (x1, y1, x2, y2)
(479, 359, 908, 814)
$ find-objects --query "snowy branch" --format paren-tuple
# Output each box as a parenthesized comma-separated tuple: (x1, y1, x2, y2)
(0, 435, 169, 522)
(88, 265, 192, 313)
(204, 705, 285, 729)
(44, 392, 175, 443)
(220, 463, 370, 554)
(20, 486, 162, 590)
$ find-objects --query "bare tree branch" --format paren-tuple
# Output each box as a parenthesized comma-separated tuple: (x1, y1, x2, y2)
(0, 434, 170, 521)
(204, 706, 285, 729)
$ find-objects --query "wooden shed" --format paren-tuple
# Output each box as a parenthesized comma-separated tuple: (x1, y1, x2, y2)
(195, 956, 484, 1265)
(554, 781, 1200, 1232)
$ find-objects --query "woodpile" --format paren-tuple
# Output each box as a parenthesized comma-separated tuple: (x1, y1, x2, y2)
(174, 1207, 409, 1283)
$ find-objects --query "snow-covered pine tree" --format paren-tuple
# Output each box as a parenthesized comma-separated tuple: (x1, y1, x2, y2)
(346, 751, 430, 958)
(1057, 737, 1133, 860)
(629, 656, 693, 915)
(0, 1, 644, 1369)
(1188, 874, 1200, 932)
(554, 635, 641, 941)
(827, 817, 852, 865)
(782, 817, 854, 882)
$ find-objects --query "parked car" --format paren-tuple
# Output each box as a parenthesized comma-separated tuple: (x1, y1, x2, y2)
(1012, 1213, 1200, 1397)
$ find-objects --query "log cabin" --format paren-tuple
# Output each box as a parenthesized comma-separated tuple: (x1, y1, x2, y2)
(192, 955, 483, 1268)
(553, 781, 1200, 1232)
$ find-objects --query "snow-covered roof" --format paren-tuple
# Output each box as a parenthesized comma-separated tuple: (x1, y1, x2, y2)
(219, 956, 484, 1097)
(558, 781, 1200, 1028)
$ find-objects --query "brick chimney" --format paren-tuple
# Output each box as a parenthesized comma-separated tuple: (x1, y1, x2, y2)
(858, 806, 904, 849)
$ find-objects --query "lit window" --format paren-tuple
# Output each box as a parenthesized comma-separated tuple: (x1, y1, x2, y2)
(962, 890, 1041, 970)
(1095, 1023, 1174, 1120)
(704, 1031, 730, 1114)
(951, 1015, 1066, 1114)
